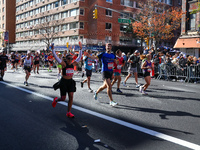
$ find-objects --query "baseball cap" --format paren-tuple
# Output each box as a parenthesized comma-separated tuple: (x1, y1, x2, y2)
(134, 50, 140, 54)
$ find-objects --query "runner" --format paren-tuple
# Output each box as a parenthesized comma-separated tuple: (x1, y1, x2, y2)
(15, 51, 20, 70)
(11, 52, 16, 70)
(122, 50, 140, 88)
(81, 49, 94, 93)
(33, 52, 40, 74)
(0, 50, 9, 81)
(140, 54, 153, 95)
(51, 42, 83, 118)
(44, 52, 48, 68)
(86, 43, 118, 107)
(111, 49, 125, 93)
(23, 52, 33, 86)
(48, 53, 54, 72)
(57, 53, 62, 80)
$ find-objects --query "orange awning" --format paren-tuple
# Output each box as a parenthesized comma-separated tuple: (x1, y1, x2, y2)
(174, 38, 200, 48)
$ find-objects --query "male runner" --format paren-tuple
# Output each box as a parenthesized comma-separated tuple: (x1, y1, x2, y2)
(0, 51, 9, 81)
(86, 43, 118, 106)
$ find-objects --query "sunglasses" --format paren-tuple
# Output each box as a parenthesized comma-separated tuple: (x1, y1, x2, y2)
(67, 57, 73, 60)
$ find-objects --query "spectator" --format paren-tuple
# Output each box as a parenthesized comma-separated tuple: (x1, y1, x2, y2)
(143, 47, 149, 55)
(178, 54, 187, 71)
(186, 56, 193, 66)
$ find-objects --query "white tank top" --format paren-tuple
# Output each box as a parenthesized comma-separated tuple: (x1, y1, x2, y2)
(24, 57, 32, 67)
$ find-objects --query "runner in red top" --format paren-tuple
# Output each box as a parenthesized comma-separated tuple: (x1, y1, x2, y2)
(111, 49, 125, 93)
(48, 53, 54, 72)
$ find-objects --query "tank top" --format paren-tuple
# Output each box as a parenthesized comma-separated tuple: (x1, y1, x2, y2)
(34, 55, 40, 61)
(24, 57, 32, 67)
(62, 62, 74, 76)
(144, 60, 152, 73)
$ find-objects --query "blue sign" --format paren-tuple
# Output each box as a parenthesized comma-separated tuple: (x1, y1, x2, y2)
(4, 31, 9, 41)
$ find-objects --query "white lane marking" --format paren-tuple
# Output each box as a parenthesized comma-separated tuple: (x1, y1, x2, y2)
(1, 81, 200, 150)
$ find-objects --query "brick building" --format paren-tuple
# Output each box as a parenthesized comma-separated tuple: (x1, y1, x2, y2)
(174, 0, 200, 57)
(12, 0, 181, 52)
(0, 0, 16, 51)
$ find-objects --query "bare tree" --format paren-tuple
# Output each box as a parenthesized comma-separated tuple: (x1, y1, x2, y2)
(32, 13, 64, 51)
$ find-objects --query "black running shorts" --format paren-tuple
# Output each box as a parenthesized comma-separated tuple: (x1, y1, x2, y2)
(60, 78, 76, 96)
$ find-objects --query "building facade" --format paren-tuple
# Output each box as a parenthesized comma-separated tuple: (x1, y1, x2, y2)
(0, 0, 16, 51)
(13, 0, 181, 52)
(174, 0, 200, 57)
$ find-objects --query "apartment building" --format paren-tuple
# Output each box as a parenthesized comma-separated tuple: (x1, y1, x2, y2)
(13, 0, 181, 52)
(174, 0, 200, 57)
(0, 0, 16, 50)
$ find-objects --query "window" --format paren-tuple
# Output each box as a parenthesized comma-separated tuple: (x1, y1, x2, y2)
(62, 11, 68, 18)
(105, 23, 112, 30)
(54, 14, 59, 20)
(2, 15, 4, 20)
(105, 36, 112, 43)
(70, 22, 78, 29)
(70, 9, 77, 16)
(2, 7, 4, 12)
(47, 4, 52, 10)
(189, 13, 196, 31)
(80, 8, 84, 15)
(80, 22, 84, 29)
(41, 6, 45, 12)
(106, 9, 112, 16)
(121, 0, 133, 7)
(62, 24, 68, 31)
(106, 0, 112, 3)
(30, 10, 33, 16)
(55, 1, 59, 8)
(62, 0, 67, 5)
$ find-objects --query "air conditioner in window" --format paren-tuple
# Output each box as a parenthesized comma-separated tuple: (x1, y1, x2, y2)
(74, 16, 76, 19)
(74, 2, 77, 5)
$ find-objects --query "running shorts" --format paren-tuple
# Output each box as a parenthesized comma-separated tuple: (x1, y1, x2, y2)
(102, 71, 113, 81)
(24, 66, 31, 72)
(114, 72, 120, 76)
(128, 67, 137, 74)
(60, 78, 76, 96)
(143, 72, 150, 78)
(86, 69, 92, 77)
(57, 64, 62, 69)
(34, 61, 39, 65)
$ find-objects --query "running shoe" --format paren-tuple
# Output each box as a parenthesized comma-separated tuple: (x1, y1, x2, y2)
(110, 101, 118, 107)
(142, 90, 148, 95)
(94, 91, 98, 100)
(52, 97, 58, 108)
(50, 70, 52, 72)
(26, 82, 28, 86)
(37, 71, 39, 74)
(88, 88, 93, 93)
(66, 112, 75, 118)
(139, 86, 143, 93)
(136, 84, 140, 88)
(116, 88, 123, 93)
(81, 82, 83, 88)
(48, 69, 49, 72)
(122, 81, 126, 87)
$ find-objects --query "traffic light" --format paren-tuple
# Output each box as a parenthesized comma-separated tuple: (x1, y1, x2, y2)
(93, 8, 98, 19)
(145, 38, 149, 46)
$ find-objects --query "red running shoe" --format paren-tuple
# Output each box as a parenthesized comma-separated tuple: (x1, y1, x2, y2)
(66, 112, 75, 118)
(52, 97, 58, 108)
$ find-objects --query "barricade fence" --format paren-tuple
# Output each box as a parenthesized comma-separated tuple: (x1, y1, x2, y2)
(121, 63, 200, 83)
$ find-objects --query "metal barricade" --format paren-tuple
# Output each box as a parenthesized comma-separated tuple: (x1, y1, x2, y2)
(188, 65, 200, 82)
(157, 63, 189, 82)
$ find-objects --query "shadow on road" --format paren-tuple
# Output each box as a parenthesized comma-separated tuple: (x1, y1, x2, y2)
(60, 119, 115, 150)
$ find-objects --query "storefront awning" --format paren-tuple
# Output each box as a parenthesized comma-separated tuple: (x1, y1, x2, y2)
(174, 38, 200, 48)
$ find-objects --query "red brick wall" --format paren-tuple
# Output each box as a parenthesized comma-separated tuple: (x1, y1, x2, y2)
(6, 0, 16, 44)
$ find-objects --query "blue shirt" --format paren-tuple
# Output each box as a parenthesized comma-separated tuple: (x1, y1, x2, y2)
(98, 52, 116, 72)
(84, 55, 93, 70)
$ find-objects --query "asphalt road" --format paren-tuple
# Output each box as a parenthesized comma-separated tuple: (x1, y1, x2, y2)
(0, 67, 200, 150)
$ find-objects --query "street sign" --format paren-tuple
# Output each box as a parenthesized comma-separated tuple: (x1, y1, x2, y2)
(118, 18, 131, 24)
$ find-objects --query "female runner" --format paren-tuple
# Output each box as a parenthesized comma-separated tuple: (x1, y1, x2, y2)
(140, 54, 153, 95)
(51, 42, 82, 118)
(33, 52, 40, 74)
(23, 52, 33, 86)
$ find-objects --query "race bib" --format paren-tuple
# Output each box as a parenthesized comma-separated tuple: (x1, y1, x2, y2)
(66, 68, 74, 76)
(108, 62, 113, 70)
(36, 57, 39, 61)
(88, 61, 92, 66)
(117, 65, 122, 70)
(148, 69, 151, 72)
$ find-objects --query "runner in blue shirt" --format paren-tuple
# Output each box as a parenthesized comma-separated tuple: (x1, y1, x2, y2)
(86, 43, 118, 107)
(81, 49, 94, 93)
